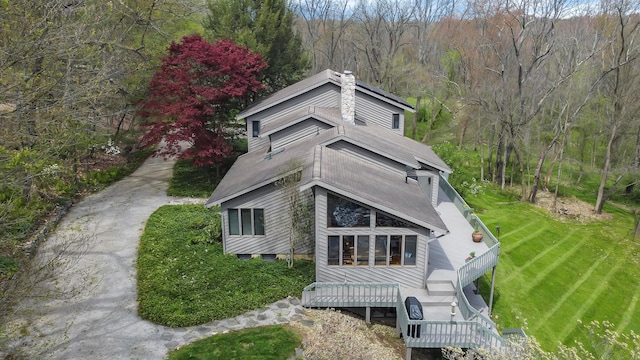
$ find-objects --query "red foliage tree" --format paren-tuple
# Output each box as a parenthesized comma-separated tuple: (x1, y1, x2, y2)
(138, 35, 266, 167)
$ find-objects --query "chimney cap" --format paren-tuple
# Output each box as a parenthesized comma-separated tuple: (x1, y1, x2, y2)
(343, 70, 353, 75)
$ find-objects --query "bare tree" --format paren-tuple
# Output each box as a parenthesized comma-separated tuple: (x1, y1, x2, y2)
(292, 0, 355, 72)
(593, 0, 640, 214)
(275, 160, 313, 268)
(351, 0, 416, 89)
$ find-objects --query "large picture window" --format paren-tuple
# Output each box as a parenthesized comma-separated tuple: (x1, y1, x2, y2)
(327, 193, 370, 227)
(228, 208, 265, 236)
(374, 235, 418, 266)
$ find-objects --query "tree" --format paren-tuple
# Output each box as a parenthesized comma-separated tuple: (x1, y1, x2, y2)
(138, 35, 266, 169)
(205, 0, 310, 94)
(0, 0, 203, 251)
(593, 0, 640, 214)
(275, 160, 313, 268)
(291, 0, 355, 73)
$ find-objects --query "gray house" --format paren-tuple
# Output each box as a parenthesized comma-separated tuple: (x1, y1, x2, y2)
(206, 70, 521, 357)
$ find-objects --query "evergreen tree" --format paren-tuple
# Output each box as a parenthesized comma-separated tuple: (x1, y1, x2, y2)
(205, 0, 310, 94)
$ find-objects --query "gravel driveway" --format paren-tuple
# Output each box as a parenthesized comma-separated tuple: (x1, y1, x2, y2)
(4, 154, 194, 359)
(2, 153, 308, 359)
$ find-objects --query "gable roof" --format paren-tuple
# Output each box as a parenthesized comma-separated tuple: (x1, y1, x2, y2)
(205, 134, 324, 206)
(206, 131, 449, 234)
(237, 69, 414, 120)
(323, 124, 452, 173)
(260, 106, 341, 138)
(302, 146, 448, 234)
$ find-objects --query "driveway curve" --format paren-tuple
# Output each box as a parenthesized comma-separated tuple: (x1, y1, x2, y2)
(3, 154, 307, 359)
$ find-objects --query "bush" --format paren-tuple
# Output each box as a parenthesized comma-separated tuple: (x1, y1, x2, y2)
(137, 205, 315, 327)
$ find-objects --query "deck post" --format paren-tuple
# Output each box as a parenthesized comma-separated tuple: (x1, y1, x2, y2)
(489, 265, 497, 315)
(365, 307, 371, 324)
(406, 347, 412, 360)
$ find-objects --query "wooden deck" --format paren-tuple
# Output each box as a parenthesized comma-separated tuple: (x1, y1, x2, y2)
(301, 282, 506, 351)
(300, 179, 515, 354)
(428, 188, 492, 283)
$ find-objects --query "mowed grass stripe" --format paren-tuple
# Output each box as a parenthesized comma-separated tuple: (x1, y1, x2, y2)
(502, 225, 549, 253)
(616, 279, 640, 334)
(502, 229, 577, 283)
(517, 234, 591, 294)
(555, 258, 625, 343)
(529, 251, 612, 333)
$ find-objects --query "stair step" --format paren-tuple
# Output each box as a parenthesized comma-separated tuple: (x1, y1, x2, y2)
(421, 295, 456, 306)
(426, 280, 455, 296)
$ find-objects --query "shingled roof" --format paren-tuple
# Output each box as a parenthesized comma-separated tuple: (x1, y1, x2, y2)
(237, 69, 414, 120)
(206, 127, 449, 234)
(303, 146, 448, 233)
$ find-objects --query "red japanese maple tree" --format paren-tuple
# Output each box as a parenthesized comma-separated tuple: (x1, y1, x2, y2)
(138, 35, 266, 167)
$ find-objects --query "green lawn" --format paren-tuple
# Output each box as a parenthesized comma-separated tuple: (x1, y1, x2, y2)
(167, 159, 220, 197)
(167, 325, 301, 360)
(137, 204, 315, 327)
(470, 188, 640, 351)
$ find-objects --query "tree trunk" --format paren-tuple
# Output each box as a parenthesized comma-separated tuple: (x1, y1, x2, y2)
(595, 123, 618, 214)
(543, 147, 559, 192)
(531, 127, 563, 203)
(553, 130, 568, 211)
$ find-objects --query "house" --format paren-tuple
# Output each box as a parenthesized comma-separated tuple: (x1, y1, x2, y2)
(206, 70, 522, 356)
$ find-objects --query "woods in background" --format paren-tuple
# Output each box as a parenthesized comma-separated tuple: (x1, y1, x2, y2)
(1, 0, 639, 275)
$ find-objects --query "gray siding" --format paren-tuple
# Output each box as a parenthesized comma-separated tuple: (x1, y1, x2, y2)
(271, 119, 334, 150)
(221, 184, 315, 255)
(355, 91, 405, 134)
(327, 141, 407, 175)
(415, 170, 440, 208)
(314, 188, 429, 288)
(247, 84, 340, 152)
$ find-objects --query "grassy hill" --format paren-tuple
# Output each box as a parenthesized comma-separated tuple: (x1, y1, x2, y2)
(468, 186, 639, 351)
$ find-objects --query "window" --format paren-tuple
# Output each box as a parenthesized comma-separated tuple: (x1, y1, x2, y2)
(228, 209, 240, 235)
(405, 236, 417, 265)
(392, 114, 400, 129)
(228, 208, 265, 236)
(342, 236, 354, 266)
(374, 235, 418, 266)
(253, 209, 265, 235)
(376, 212, 413, 228)
(252, 120, 260, 137)
(327, 193, 370, 227)
(328, 236, 340, 265)
(375, 235, 387, 266)
(357, 235, 369, 265)
(389, 235, 402, 266)
(241, 209, 252, 234)
(328, 235, 363, 266)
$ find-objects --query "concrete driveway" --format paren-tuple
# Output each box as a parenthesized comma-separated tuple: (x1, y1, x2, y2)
(2, 154, 307, 359)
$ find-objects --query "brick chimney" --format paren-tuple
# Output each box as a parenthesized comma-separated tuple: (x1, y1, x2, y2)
(341, 70, 356, 125)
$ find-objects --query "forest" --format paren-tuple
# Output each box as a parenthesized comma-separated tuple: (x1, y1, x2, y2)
(1, 0, 639, 326)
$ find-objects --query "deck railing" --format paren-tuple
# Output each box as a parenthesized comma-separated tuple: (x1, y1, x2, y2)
(301, 282, 399, 308)
(299, 177, 520, 351)
(302, 281, 506, 350)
